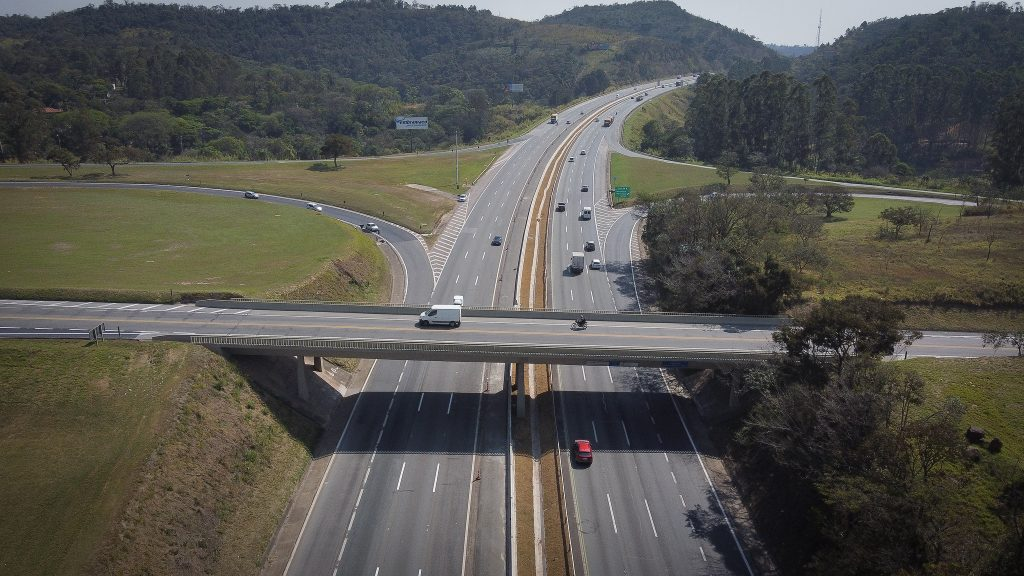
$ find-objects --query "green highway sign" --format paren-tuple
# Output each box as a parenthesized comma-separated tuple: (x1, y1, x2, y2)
(614, 186, 631, 198)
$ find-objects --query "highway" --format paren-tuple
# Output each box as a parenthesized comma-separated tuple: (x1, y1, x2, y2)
(0, 78, 1011, 576)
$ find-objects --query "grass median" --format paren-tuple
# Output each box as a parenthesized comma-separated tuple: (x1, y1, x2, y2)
(0, 187, 388, 303)
(0, 148, 504, 234)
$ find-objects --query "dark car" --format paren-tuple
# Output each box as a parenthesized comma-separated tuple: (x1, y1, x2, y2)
(556, 202, 566, 212)
(581, 185, 589, 192)
(573, 439, 593, 464)
(491, 235, 503, 246)
(584, 240, 595, 251)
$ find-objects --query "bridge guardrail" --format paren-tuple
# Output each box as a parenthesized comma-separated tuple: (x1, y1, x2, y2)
(196, 299, 790, 328)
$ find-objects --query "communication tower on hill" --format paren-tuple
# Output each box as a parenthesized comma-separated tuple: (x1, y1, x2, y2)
(816, 10, 823, 46)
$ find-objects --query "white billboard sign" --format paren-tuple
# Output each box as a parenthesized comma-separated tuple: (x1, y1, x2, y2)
(506, 83, 524, 92)
(395, 116, 429, 130)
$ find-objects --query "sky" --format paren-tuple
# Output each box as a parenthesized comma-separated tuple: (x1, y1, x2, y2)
(1, 0, 971, 45)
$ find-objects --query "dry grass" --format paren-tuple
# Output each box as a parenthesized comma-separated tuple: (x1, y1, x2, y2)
(0, 341, 317, 576)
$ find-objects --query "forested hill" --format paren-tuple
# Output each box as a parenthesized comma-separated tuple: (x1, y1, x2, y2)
(792, 2, 1024, 172)
(542, 1, 774, 72)
(0, 0, 773, 163)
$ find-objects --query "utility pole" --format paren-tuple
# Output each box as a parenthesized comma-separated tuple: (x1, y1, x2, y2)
(455, 128, 460, 189)
(816, 10, 822, 46)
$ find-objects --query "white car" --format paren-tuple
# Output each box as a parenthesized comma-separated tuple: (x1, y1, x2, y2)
(306, 202, 322, 213)
(361, 223, 380, 233)
(590, 259, 602, 270)
(243, 190, 259, 199)
(457, 193, 468, 202)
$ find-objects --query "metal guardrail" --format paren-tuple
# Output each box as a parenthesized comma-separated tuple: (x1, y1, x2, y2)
(176, 334, 775, 368)
(196, 299, 790, 327)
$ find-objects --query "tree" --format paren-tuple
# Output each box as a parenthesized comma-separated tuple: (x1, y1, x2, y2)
(715, 150, 738, 186)
(809, 186, 854, 218)
(774, 296, 914, 375)
(989, 89, 1024, 188)
(863, 131, 898, 168)
(879, 206, 921, 240)
(90, 142, 137, 176)
(47, 147, 80, 177)
(321, 133, 355, 168)
(982, 331, 1024, 356)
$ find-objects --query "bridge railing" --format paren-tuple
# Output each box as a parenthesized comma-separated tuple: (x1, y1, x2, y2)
(196, 299, 790, 327)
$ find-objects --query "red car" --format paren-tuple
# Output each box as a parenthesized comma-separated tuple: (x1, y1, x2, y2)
(573, 439, 593, 464)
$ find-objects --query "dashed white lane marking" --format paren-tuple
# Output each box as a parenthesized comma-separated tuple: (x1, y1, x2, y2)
(680, 495, 686, 508)
(607, 494, 618, 534)
(396, 461, 407, 491)
(433, 462, 441, 493)
(622, 421, 631, 447)
(592, 420, 599, 443)
(644, 498, 659, 538)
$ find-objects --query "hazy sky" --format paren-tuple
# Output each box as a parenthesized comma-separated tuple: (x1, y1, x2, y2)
(1, 0, 970, 45)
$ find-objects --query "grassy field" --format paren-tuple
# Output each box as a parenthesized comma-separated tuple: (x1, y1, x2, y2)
(906, 356, 1024, 462)
(0, 148, 504, 233)
(0, 187, 388, 303)
(620, 87, 692, 151)
(610, 153, 750, 203)
(0, 340, 318, 576)
(817, 198, 1024, 330)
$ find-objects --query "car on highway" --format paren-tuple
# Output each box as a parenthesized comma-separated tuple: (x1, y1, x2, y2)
(243, 190, 259, 199)
(361, 223, 380, 233)
(568, 157, 574, 163)
(573, 439, 593, 465)
(556, 202, 566, 212)
(457, 193, 467, 202)
(584, 240, 595, 251)
(580, 149, 586, 156)
(306, 202, 322, 213)
(565, 120, 571, 124)
(491, 235, 503, 246)
(581, 185, 589, 192)
(590, 259, 602, 270)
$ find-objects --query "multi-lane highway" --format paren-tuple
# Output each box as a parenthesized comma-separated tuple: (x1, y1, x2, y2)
(1, 77, 1009, 576)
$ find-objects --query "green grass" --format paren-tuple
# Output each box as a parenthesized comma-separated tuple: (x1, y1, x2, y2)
(0, 149, 504, 233)
(905, 356, 1024, 462)
(610, 152, 750, 203)
(621, 87, 692, 151)
(0, 340, 318, 576)
(816, 198, 1024, 330)
(0, 187, 388, 302)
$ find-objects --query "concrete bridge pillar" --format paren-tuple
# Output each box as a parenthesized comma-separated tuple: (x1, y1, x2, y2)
(295, 356, 310, 401)
(515, 362, 526, 419)
(313, 356, 323, 372)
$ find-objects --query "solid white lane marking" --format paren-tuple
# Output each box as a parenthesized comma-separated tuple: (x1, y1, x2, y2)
(607, 494, 618, 534)
(622, 421, 631, 447)
(396, 461, 407, 491)
(433, 462, 441, 493)
(418, 392, 424, 412)
(447, 393, 454, 414)
(644, 498, 659, 537)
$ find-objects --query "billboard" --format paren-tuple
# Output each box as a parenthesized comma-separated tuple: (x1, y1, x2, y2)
(505, 83, 524, 92)
(395, 116, 429, 130)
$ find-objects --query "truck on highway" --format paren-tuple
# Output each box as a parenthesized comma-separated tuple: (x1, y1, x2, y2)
(602, 117, 613, 127)
(550, 113, 558, 124)
(580, 206, 592, 220)
(418, 304, 462, 327)
(570, 252, 585, 274)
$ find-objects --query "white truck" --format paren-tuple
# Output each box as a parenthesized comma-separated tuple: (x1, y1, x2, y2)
(580, 206, 592, 220)
(419, 304, 462, 327)
(550, 113, 558, 124)
(570, 252, 585, 274)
